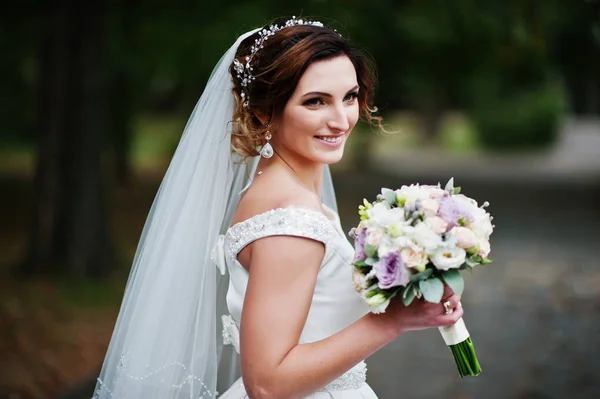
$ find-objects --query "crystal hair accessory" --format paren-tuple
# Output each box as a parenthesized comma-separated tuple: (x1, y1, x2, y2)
(233, 16, 325, 107)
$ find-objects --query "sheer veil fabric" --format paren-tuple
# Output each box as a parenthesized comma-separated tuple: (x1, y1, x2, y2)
(93, 28, 338, 399)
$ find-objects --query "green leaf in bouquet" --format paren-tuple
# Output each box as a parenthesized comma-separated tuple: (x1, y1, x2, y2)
(354, 260, 367, 268)
(453, 187, 462, 195)
(419, 277, 444, 303)
(444, 177, 455, 191)
(409, 268, 433, 283)
(481, 258, 493, 265)
(471, 255, 483, 263)
(465, 258, 479, 268)
(466, 245, 480, 256)
(365, 257, 378, 266)
(402, 283, 417, 306)
(441, 269, 464, 296)
(365, 244, 377, 258)
(381, 188, 397, 207)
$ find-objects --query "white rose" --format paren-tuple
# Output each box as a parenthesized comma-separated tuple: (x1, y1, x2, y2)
(396, 185, 430, 207)
(477, 239, 491, 258)
(367, 202, 391, 228)
(450, 226, 479, 249)
(472, 207, 494, 239)
(404, 222, 443, 254)
(377, 235, 397, 258)
(426, 216, 448, 235)
(431, 247, 467, 270)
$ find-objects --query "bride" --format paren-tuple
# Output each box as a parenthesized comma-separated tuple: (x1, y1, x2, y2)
(93, 17, 463, 399)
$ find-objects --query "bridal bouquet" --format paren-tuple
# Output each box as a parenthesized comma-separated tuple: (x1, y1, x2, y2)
(349, 178, 493, 377)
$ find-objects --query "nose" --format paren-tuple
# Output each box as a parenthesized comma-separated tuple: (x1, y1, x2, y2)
(326, 104, 351, 132)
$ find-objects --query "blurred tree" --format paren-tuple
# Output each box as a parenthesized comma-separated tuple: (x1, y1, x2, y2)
(26, 0, 114, 277)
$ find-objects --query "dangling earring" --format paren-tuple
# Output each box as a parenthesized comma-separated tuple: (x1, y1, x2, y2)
(260, 124, 273, 159)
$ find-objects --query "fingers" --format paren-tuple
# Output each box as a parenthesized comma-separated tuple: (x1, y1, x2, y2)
(442, 294, 461, 314)
(442, 284, 455, 300)
(437, 295, 464, 326)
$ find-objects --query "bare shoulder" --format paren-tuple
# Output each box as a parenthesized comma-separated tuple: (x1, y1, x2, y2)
(231, 170, 321, 227)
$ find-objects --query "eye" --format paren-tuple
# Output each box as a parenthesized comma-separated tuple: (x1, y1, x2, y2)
(344, 91, 359, 102)
(303, 97, 325, 107)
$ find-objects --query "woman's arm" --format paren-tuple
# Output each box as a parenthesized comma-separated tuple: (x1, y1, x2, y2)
(239, 234, 463, 399)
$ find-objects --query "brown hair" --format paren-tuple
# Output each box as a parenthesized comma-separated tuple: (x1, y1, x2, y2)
(229, 18, 381, 157)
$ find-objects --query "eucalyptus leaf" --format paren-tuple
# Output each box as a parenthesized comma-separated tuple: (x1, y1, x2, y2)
(453, 187, 462, 194)
(365, 244, 377, 258)
(441, 269, 464, 296)
(482, 258, 493, 265)
(445, 177, 455, 191)
(402, 285, 416, 306)
(402, 282, 414, 299)
(409, 268, 433, 283)
(381, 188, 397, 206)
(354, 260, 367, 268)
(365, 257, 377, 266)
(419, 277, 444, 303)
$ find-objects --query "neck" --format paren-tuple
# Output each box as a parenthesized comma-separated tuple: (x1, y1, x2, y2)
(259, 149, 324, 197)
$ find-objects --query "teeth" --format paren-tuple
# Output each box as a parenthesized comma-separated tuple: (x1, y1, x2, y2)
(319, 136, 343, 143)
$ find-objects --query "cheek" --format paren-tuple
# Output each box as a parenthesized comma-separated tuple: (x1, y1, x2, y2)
(348, 104, 360, 129)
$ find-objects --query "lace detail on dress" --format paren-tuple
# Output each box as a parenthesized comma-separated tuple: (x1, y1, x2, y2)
(225, 207, 336, 261)
(319, 362, 367, 392)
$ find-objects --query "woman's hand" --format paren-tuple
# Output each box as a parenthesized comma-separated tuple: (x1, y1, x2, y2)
(380, 285, 464, 335)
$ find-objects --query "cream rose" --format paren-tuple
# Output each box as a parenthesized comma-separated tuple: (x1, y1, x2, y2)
(401, 247, 428, 272)
(366, 227, 384, 247)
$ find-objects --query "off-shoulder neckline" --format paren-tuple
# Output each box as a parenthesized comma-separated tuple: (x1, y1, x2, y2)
(228, 206, 334, 233)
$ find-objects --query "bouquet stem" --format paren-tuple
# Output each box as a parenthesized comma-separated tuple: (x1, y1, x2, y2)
(438, 317, 481, 377)
(448, 337, 481, 377)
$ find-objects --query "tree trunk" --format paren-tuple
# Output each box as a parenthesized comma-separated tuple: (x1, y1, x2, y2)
(26, 0, 114, 278)
(110, 0, 136, 184)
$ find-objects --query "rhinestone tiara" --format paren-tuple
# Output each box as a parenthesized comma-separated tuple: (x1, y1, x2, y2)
(233, 16, 325, 108)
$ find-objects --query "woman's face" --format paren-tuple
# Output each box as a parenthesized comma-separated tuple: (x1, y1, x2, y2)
(273, 55, 360, 166)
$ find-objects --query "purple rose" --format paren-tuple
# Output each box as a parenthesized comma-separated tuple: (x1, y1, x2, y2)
(437, 196, 474, 230)
(375, 252, 410, 289)
(353, 228, 368, 263)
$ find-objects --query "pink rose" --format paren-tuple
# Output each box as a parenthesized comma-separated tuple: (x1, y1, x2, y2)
(426, 216, 448, 235)
(451, 227, 479, 249)
(421, 198, 439, 216)
(425, 186, 446, 198)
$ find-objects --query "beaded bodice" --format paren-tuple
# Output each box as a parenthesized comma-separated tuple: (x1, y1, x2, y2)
(219, 207, 370, 393)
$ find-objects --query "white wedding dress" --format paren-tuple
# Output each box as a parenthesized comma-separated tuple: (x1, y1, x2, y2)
(215, 206, 379, 398)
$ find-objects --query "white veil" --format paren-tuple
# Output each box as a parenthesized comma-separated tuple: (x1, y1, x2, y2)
(93, 27, 338, 399)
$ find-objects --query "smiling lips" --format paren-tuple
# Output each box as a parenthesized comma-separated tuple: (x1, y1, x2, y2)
(316, 135, 344, 145)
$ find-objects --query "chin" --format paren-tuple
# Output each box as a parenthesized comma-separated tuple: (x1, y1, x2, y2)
(315, 148, 345, 165)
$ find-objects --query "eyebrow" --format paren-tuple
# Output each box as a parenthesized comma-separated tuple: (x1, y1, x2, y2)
(301, 85, 360, 98)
